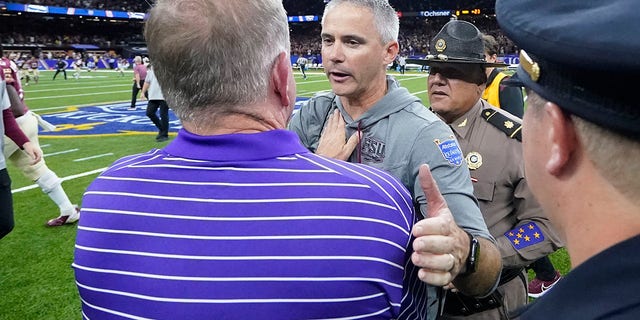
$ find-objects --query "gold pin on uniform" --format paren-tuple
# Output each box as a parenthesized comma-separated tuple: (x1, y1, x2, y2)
(466, 151, 482, 170)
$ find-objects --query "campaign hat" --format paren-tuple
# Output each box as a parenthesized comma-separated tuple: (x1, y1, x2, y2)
(407, 20, 506, 68)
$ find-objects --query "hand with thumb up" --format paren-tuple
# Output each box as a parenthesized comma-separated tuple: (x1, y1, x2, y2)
(411, 164, 502, 297)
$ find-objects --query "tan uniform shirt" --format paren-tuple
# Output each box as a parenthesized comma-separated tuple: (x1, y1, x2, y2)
(450, 100, 561, 267)
(443, 99, 563, 320)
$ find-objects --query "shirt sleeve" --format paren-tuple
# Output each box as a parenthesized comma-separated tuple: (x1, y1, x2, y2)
(410, 121, 494, 241)
(145, 69, 155, 84)
(496, 175, 564, 267)
(1, 82, 9, 110)
(3, 108, 29, 148)
(288, 95, 335, 152)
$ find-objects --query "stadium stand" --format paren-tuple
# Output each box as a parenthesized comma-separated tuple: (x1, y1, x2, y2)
(1, 1, 516, 66)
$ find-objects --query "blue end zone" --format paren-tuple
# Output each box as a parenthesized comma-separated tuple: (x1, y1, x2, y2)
(39, 97, 310, 136)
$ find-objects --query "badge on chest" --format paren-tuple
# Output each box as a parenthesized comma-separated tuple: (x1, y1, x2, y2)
(465, 151, 482, 170)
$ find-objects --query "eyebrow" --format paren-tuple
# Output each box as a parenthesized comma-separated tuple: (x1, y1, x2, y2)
(342, 34, 367, 44)
(320, 32, 367, 44)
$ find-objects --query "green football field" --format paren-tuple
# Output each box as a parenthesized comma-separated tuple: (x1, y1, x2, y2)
(0, 69, 569, 319)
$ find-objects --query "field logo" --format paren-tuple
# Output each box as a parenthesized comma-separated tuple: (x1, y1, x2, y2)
(39, 97, 310, 137)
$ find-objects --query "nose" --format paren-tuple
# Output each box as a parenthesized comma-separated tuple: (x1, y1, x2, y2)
(429, 70, 445, 80)
(428, 72, 446, 87)
(324, 42, 345, 63)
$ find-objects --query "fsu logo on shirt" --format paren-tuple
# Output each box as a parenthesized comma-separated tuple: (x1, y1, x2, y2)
(361, 136, 386, 163)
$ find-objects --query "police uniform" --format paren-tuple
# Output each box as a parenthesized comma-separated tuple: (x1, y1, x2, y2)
(496, 0, 640, 319)
(443, 99, 562, 319)
(408, 20, 563, 320)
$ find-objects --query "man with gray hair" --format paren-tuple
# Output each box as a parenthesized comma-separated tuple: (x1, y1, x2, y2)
(289, 0, 502, 318)
(129, 55, 147, 110)
(73, 0, 423, 318)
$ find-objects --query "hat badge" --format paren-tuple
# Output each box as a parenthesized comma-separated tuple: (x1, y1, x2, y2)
(435, 39, 447, 52)
(520, 50, 540, 82)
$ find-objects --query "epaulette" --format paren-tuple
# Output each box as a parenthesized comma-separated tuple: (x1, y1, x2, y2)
(481, 108, 522, 141)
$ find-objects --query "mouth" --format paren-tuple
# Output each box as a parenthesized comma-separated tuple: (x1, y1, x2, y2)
(430, 89, 448, 97)
(327, 70, 352, 82)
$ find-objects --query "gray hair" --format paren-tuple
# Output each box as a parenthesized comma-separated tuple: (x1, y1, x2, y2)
(144, 0, 290, 122)
(322, 0, 399, 44)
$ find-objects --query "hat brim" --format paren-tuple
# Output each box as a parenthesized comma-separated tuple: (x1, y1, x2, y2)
(406, 58, 507, 68)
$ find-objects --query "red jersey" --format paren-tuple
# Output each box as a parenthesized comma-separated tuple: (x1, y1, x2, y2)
(0, 57, 26, 106)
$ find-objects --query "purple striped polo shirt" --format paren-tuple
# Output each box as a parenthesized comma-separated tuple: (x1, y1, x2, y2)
(74, 129, 415, 319)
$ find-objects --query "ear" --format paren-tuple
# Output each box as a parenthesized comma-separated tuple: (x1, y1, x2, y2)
(272, 51, 293, 108)
(545, 102, 578, 176)
(383, 41, 400, 65)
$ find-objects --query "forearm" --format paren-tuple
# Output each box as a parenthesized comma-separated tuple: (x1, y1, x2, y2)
(3, 108, 29, 148)
(453, 237, 502, 297)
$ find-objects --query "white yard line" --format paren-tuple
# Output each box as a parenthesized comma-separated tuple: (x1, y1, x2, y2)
(11, 167, 107, 194)
(44, 149, 79, 157)
(74, 153, 114, 162)
(25, 90, 131, 100)
(25, 84, 131, 93)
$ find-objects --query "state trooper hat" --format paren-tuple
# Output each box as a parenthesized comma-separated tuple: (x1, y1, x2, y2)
(497, 0, 640, 140)
(407, 20, 506, 68)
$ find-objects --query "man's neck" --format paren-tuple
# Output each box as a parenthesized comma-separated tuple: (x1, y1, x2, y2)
(340, 79, 388, 120)
(182, 106, 287, 136)
(554, 161, 640, 268)
(485, 67, 495, 78)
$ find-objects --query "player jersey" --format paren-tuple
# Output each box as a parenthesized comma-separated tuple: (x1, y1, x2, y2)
(0, 57, 23, 95)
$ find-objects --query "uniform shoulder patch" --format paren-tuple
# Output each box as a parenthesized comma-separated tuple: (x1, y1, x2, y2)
(481, 108, 522, 141)
(434, 136, 464, 166)
(504, 222, 544, 250)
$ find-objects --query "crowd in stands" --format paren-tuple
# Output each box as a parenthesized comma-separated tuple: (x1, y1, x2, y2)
(282, 0, 496, 15)
(1, 6, 516, 61)
(0, 13, 144, 49)
(10, 0, 151, 12)
(289, 17, 517, 59)
(10, 0, 495, 15)
(1, 31, 142, 48)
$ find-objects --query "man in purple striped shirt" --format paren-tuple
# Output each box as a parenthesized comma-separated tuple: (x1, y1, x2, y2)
(73, 1, 432, 318)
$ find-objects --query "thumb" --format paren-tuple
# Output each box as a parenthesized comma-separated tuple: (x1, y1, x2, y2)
(419, 164, 448, 218)
(344, 132, 360, 154)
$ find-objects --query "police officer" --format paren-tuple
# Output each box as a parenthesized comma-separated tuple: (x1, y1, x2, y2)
(409, 20, 563, 319)
(496, 0, 640, 319)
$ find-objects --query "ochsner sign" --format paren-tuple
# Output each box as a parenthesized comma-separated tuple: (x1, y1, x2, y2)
(419, 10, 451, 17)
